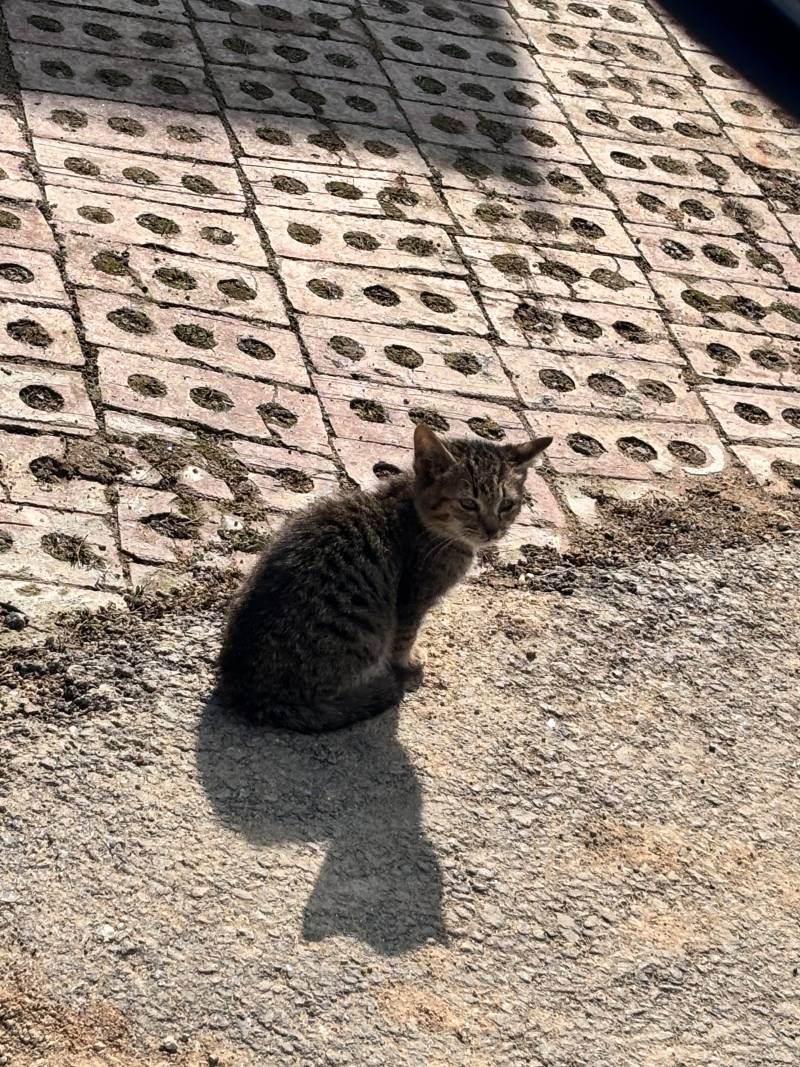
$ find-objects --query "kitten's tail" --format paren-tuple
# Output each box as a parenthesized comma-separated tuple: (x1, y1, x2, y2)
(221, 667, 406, 733)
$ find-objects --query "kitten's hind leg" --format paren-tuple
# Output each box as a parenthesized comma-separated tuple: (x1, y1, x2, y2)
(392, 619, 426, 691)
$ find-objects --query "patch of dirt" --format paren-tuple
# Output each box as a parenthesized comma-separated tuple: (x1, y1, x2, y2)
(40, 533, 105, 568)
(350, 397, 388, 423)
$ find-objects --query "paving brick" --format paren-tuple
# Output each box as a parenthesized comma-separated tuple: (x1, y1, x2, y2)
(280, 259, 488, 333)
(580, 139, 759, 193)
(214, 67, 406, 128)
(299, 316, 514, 398)
(722, 126, 800, 172)
(513, 0, 665, 36)
(365, 21, 540, 80)
(531, 410, 727, 479)
(700, 87, 799, 135)
(649, 273, 800, 338)
(0, 109, 28, 155)
(11, 44, 216, 112)
(189, 0, 366, 40)
(397, 101, 588, 164)
(501, 348, 706, 421)
(0, 151, 40, 201)
(227, 111, 430, 175)
(63, 235, 288, 325)
(0, 430, 109, 514)
(558, 97, 731, 153)
(424, 145, 612, 207)
(116, 486, 223, 564)
(0, 502, 123, 588)
(681, 51, 753, 92)
(23, 92, 235, 164)
(484, 293, 680, 361)
(65, 0, 187, 17)
(0, 201, 56, 253)
(649, 1, 706, 50)
(0, 361, 95, 435)
(457, 237, 657, 307)
(535, 55, 710, 111)
(231, 440, 340, 512)
(731, 444, 800, 494)
(242, 160, 450, 224)
(199, 22, 388, 85)
(701, 385, 800, 444)
(0, 577, 126, 618)
(257, 205, 464, 273)
(629, 225, 800, 287)
(33, 138, 245, 215)
(315, 374, 529, 450)
(671, 324, 800, 391)
(519, 22, 690, 75)
(47, 189, 269, 268)
(97, 348, 329, 449)
(443, 189, 637, 255)
(0, 302, 82, 365)
(360, 0, 525, 41)
(606, 181, 791, 244)
(77, 290, 308, 386)
(6, 3, 201, 65)
(385, 61, 558, 120)
(779, 214, 800, 247)
(0, 247, 65, 306)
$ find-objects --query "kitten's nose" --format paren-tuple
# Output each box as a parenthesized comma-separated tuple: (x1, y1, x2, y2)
(483, 520, 499, 539)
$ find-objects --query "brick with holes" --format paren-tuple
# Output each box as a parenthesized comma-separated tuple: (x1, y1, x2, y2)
(384, 61, 557, 119)
(0, 362, 95, 435)
(0, 302, 82, 364)
(557, 97, 731, 152)
(671, 324, 800, 390)
(580, 139, 759, 192)
(724, 125, 800, 172)
(365, 21, 539, 79)
(513, 0, 665, 36)
(700, 385, 800, 444)
(0, 250, 66, 306)
(0, 201, 57, 253)
(116, 486, 223, 565)
(0, 431, 110, 515)
(0, 151, 40, 200)
(361, 0, 523, 39)
(231, 439, 340, 513)
(519, 22, 691, 75)
(649, 273, 800, 338)
(188, 0, 367, 40)
(536, 54, 708, 110)
(732, 444, 800, 494)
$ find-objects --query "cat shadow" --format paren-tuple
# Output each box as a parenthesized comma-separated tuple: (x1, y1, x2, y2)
(195, 696, 447, 956)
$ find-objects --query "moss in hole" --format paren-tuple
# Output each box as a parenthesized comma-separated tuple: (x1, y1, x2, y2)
(350, 397, 388, 423)
(109, 116, 146, 136)
(41, 532, 105, 567)
(668, 440, 706, 466)
(420, 292, 455, 313)
(540, 260, 581, 285)
(491, 253, 531, 277)
(189, 386, 233, 411)
(639, 379, 676, 403)
(329, 335, 365, 360)
(0, 264, 34, 284)
(137, 213, 179, 236)
(78, 206, 114, 224)
(563, 312, 602, 339)
(167, 124, 202, 143)
(308, 278, 343, 300)
(587, 372, 625, 397)
(7, 319, 53, 347)
(468, 415, 505, 440)
(617, 436, 657, 462)
(539, 368, 575, 392)
(19, 385, 63, 411)
(702, 243, 739, 268)
(107, 307, 154, 335)
(590, 267, 631, 291)
(409, 407, 449, 431)
(183, 175, 218, 195)
(154, 266, 197, 290)
(734, 401, 771, 425)
(288, 222, 322, 245)
(123, 166, 160, 186)
(29, 455, 73, 483)
(444, 351, 480, 376)
(200, 226, 234, 246)
(218, 278, 256, 301)
(174, 323, 216, 349)
(613, 320, 649, 343)
(92, 250, 130, 277)
(237, 338, 275, 360)
(128, 373, 167, 397)
(259, 402, 297, 428)
(344, 231, 381, 251)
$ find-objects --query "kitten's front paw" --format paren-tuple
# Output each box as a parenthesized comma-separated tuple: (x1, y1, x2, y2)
(394, 654, 425, 692)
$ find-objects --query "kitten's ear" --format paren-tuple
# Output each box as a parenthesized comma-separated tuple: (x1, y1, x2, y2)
(414, 423, 455, 481)
(503, 436, 552, 471)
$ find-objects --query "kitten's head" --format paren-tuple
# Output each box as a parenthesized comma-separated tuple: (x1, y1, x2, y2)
(412, 424, 552, 548)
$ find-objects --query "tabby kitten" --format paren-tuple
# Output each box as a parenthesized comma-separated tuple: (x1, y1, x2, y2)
(217, 424, 551, 732)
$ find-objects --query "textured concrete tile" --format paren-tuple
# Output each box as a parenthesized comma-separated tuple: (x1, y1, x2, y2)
(227, 111, 430, 175)
(77, 290, 308, 387)
(189, 0, 365, 40)
(116, 486, 221, 564)
(629, 225, 800, 287)
(6, 3, 200, 65)
(299, 316, 514, 398)
(457, 237, 657, 307)
(0, 431, 110, 514)
(535, 54, 710, 110)
(514, 0, 665, 36)
(232, 440, 340, 513)
(0, 503, 123, 588)
(731, 444, 800, 495)
(443, 189, 637, 255)
(0, 248, 66, 306)
(558, 96, 731, 153)
(366, 20, 540, 78)
(0, 577, 126, 618)
(64, 0, 186, 16)
(0, 361, 95, 435)
(242, 160, 449, 224)
(606, 181, 791, 243)
(532, 411, 727, 479)
(98, 348, 329, 448)
(361, 0, 524, 40)
(199, 22, 388, 85)
(0, 201, 56, 252)
(385, 61, 558, 119)
(501, 349, 706, 421)
(63, 236, 288, 325)
(671, 324, 800, 391)
(258, 205, 463, 273)
(280, 260, 488, 333)
(214, 67, 406, 128)
(47, 189, 269, 268)
(779, 214, 800, 248)
(701, 87, 800, 135)
(315, 374, 529, 449)
(34, 138, 245, 214)
(701, 386, 800, 444)
(581, 140, 759, 193)
(681, 51, 753, 92)
(397, 101, 588, 164)
(485, 294, 680, 361)
(11, 43, 216, 112)
(722, 126, 800, 172)
(519, 21, 690, 74)
(23, 92, 235, 164)
(649, 273, 800, 337)
(0, 109, 29, 155)
(0, 151, 40, 201)
(0, 302, 82, 364)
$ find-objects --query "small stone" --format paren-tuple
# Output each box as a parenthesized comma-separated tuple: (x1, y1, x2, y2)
(160, 1037, 179, 1054)
(4, 611, 28, 630)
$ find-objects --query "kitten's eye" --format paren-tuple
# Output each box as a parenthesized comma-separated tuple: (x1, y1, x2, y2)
(500, 499, 515, 512)
(459, 497, 478, 511)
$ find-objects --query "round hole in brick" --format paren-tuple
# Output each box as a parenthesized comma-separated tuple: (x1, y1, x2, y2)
(379, 186, 420, 209)
(636, 191, 665, 214)
(275, 468, 314, 494)
(0, 531, 12, 552)
(569, 2, 600, 14)
(174, 323, 216, 349)
(224, 34, 257, 54)
(397, 235, 435, 256)
(522, 127, 557, 148)
(7, 319, 53, 347)
(153, 266, 196, 291)
(364, 140, 398, 159)
(491, 253, 530, 278)
(750, 346, 788, 371)
(97, 69, 132, 89)
(19, 384, 64, 411)
(136, 213, 179, 236)
(420, 292, 455, 313)
(64, 156, 100, 177)
(444, 351, 480, 376)
(308, 131, 345, 152)
(477, 118, 512, 144)
(462, 82, 494, 103)
(364, 284, 400, 306)
(0, 264, 34, 284)
(617, 436, 657, 462)
(590, 268, 631, 292)
(476, 202, 514, 225)
(350, 397, 389, 423)
(128, 373, 167, 397)
(41, 60, 74, 79)
(93, 251, 130, 277)
(424, 4, 455, 20)
(217, 278, 256, 301)
(680, 198, 715, 221)
(109, 116, 146, 137)
(409, 407, 449, 431)
(344, 231, 381, 251)
(706, 341, 741, 367)
(702, 243, 739, 268)
(660, 238, 694, 261)
(385, 344, 423, 368)
(0, 210, 20, 230)
(567, 432, 604, 456)
(456, 155, 492, 180)
(668, 440, 707, 466)
(781, 408, 800, 428)
(123, 165, 160, 186)
(41, 532, 103, 567)
(140, 31, 175, 49)
(307, 278, 344, 300)
(29, 14, 64, 31)
(167, 124, 202, 144)
(346, 96, 377, 113)
(237, 337, 275, 360)
(288, 222, 322, 245)
(274, 44, 309, 62)
(241, 80, 274, 101)
(51, 108, 87, 130)
(325, 52, 357, 69)
(78, 206, 114, 224)
(414, 74, 446, 95)
(487, 50, 516, 68)
(639, 379, 676, 403)
(468, 416, 505, 440)
(182, 175, 218, 195)
(273, 175, 308, 194)
(256, 126, 293, 146)
(563, 312, 602, 339)
(201, 226, 235, 246)
(588, 110, 620, 129)
(771, 458, 800, 487)
(571, 218, 605, 239)
(628, 42, 659, 60)
(630, 115, 663, 133)
(521, 209, 562, 234)
(291, 86, 326, 108)
(613, 320, 649, 344)
(189, 386, 234, 412)
(259, 402, 297, 428)
(29, 455, 72, 483)
(374, 461, 401, 479)
(539, 368, 575, 392)
(540, 260, 581, 285)
(439, 43, 469, 59)
(652, 154, 690, 175)
(326, 180, 362, 200)
(587, 372, 625, 396)
(329, 335, 365, 360)
(734, 402, 771, 424)
(107, 307, 154, 335)
(514, 303, 557, 332)
(83, 21, 121, 41)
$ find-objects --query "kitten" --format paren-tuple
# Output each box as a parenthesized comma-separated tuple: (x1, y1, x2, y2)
(217, 424, 551, 732)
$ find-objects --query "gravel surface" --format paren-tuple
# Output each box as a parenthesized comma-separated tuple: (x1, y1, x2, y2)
(1, 536, 798, 1066)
